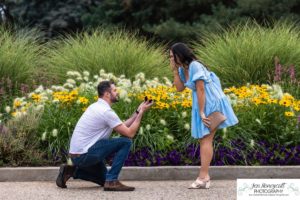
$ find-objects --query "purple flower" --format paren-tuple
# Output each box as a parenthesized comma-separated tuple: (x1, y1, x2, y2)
(274, 63, 282, 81)
(122, 140, 300, 166)
(289, 65, 296, 82)
(166, 150, 182, 165)
(20, 84, 30, 95)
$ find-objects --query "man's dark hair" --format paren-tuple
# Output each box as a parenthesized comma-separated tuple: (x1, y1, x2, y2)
(97, 81, 115, 97)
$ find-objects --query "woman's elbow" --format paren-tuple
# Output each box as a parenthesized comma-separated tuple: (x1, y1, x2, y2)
(174, 85, 185, 92)
(177, 88, 184, 92)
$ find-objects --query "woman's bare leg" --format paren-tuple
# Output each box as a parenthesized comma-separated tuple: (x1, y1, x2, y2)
(198, 130, 216, 180)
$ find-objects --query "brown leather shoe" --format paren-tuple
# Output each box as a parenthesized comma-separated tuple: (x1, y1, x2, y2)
(56, 164, 75, 188)
(104, 180, 135, 191)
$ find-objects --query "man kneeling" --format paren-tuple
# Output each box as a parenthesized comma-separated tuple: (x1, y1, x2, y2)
(56, 80, 153, 191)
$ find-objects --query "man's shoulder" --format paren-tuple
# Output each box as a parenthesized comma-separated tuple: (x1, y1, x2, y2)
(89, 101, 110, 111)
(88, 101, 118, 117)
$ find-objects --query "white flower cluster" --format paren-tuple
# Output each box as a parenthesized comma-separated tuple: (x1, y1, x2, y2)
(1, 69, 171, 122)
(265, 84, 284, 99)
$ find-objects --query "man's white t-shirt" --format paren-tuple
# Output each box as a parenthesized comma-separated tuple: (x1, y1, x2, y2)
(69, 98, 122, 154)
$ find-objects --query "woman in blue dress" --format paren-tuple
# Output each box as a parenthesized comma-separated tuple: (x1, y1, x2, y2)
(170, 43, 238, 189)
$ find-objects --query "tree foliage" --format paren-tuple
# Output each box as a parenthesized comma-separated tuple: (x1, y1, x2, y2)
(5, 0, 300, 41)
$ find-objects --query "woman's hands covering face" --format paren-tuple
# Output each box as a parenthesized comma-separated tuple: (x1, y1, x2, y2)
(169, 51, 178, 72)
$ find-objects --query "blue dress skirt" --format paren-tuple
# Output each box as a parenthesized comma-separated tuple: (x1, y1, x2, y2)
(178, 61, 238, 139)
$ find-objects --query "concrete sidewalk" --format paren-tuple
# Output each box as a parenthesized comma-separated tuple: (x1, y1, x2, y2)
(0, 180, 236, 200)
(1, 166, 299, 200)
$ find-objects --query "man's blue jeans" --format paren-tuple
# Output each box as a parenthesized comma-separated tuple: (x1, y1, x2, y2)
(71, 137, 132, 183)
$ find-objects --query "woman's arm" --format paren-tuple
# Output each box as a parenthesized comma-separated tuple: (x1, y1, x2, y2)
(173, 70, 185, 92)
(196, 80, 206, 114)
(170, 55, 185, 92)
(170, 58, 185, 92)
(195, 80, 210, 127)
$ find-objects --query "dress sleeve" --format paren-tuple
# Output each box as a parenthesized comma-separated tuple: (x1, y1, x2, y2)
(190, 61, 208, 83)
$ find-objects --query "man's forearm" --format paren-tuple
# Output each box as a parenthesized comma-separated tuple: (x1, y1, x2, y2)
(124, 112, 138, 127)
(127, 112, 144, 137)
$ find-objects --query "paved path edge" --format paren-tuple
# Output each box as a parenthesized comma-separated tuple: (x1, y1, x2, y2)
(1, 166, 299, 181)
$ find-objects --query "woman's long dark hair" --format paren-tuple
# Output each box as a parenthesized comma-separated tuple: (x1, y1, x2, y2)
(170, 43, 197, 67)
(171, 42, 210, 70)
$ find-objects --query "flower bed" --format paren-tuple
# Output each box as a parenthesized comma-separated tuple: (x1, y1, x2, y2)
(120, 140, 300, 166)
(0, 70, 299, 166)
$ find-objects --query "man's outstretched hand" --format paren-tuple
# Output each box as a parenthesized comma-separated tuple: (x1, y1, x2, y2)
(137, 100, 154, 113)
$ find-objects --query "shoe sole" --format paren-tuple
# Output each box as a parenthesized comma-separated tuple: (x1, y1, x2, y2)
(188, 181, 210, 189)
(56, 165, 67, 188)
(104, 188, 135, 191)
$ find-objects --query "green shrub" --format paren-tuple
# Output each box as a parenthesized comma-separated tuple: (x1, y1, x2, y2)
(0, 108, 47, 166)
(0, 26, 42, 86)
(0, 26, 43, 113)
(45, 28, 170, 81)
(195, 21, 300, 87)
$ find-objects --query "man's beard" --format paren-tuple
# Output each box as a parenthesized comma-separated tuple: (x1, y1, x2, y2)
(110, 95, 119, 103)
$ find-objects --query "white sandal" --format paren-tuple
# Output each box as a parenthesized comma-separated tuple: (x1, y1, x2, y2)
(188, 178, 210, 189)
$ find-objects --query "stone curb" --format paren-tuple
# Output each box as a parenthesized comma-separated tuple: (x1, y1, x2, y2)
(0, 166, 300, 182)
